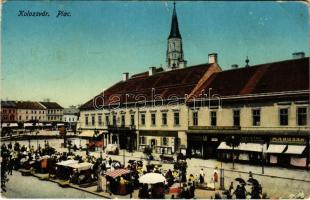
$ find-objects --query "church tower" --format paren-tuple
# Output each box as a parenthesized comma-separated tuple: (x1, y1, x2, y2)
(166, 2, 187, 70)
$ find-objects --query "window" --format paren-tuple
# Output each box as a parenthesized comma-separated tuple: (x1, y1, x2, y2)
(113, 115, 117, 126)
(151, 113, 156, 126)
(139, 136, 146, 145)
(297, 107, 307, 126)
(98, 115, 102, 126)
(233, 110, 240, 126)
(3, 110, 6, 114)
(39, 116, 41, 120)
(162, 137, 169, 146)
(252, 109, 260, 126)
(34, 111, 36, 114)
(85, 116, 89, 125)
(91, 115, 95, 126)
(174, 112, 180, 126)
(279, 108, 288, 126)
(26, 116, 28, 120)
(19, 116, 21, 120)
(193, 112, 198, 126)
(26, 111, 28, 114)
(211, 111, 217, 126)
(141, 113, 145, 126)
(42, 111, 44, 114)
(121, 115, 125, 126)
(130, 114, 135, 126)
(162, 113, 167, 126)
(105, 115, 110, 126)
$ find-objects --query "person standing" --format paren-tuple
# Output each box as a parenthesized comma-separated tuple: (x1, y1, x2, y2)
(199, 168, 205, 184)
(213, 168, 219, 183)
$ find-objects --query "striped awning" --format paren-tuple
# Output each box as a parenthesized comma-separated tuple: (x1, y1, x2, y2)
(105, 169, 131, 179)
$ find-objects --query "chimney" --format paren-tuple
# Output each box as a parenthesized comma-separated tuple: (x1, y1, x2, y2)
(292, 52, 305, 59)
(208, 53, 218, 64)
(122, 72, 129, 81)
(149, 66, 156, 76)
(231, 64, 238, 69)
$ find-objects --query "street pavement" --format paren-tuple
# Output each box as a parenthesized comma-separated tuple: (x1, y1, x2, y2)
(1, 170, 100, 198)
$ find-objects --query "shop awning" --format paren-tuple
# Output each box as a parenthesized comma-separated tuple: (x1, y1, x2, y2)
(238, 143, 267, 152)
(9, 123, 18, 127)
(37, 123, 43, 126)
(105, 169, 131, 179)
(24, 123, 33, 127)
(284, 145, 306, 155)
(1, 123, 8, 127)
(57, 123, 65, 126)
(56, 160, 79, 167)
(44, 123, 52, 126)
(68, 162, 93, 172)
(79, 130, 95, 138)
(217, 142, 233, 150)
(266, 144, 286, 154)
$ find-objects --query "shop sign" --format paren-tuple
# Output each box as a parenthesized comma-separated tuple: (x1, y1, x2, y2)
(271, 137, 305, 144)
(241, 136, 263, 143)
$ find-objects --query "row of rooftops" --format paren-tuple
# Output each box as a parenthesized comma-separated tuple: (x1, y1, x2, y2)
(80, 56, 309, 111)
(1, 101, 64, 110)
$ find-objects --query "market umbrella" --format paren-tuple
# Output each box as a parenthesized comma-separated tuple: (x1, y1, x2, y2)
(235, 177, 246, 185)
(139, 172, 166, 184)
(248, 178, 259, 186)
(105, 169, 131, 179)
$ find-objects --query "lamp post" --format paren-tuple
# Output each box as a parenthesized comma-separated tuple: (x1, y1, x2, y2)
(220, 159, 225, 190)
(261, 142, 265, 174)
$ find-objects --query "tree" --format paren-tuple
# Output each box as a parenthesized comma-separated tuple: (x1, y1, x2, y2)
(225, 135, 241, 169)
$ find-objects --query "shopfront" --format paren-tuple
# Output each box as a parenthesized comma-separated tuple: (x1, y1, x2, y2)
(138, 130, 178, 155)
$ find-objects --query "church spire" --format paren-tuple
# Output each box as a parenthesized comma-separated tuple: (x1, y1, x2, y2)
(166, 1, 186, 70)
(168, 1, 181, 39)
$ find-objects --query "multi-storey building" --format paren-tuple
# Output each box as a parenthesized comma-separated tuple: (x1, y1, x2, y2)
(63, 106, 79, 131)
(16, 101, 46, 122)
(1, 101, 17, 122)
(40, 102, 64, 122)
(186, 57, 309, 167)
(79, 3, 309, 168)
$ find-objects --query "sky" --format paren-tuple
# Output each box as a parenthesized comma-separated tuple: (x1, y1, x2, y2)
(1, 1, 308, 107)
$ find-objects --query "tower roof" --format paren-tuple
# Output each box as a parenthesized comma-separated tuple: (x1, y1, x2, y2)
(168, 2, 181, 39)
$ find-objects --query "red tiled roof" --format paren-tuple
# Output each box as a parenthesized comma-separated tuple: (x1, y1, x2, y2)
(191, 57, 309, 98)
(80, 63, 217, 110)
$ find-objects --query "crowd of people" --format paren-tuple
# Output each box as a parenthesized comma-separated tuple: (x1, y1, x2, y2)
(1, 141, 266, 199)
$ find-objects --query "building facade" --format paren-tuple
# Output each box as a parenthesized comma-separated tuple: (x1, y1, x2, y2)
(16, 101, 46, 122)
(1, 101, 17, 122)
(40, 102, 64, 122)
(78, 3, 309, 168)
